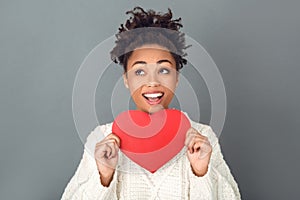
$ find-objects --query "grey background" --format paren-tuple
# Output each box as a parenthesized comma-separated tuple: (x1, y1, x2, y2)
(1, 0, 299, 199)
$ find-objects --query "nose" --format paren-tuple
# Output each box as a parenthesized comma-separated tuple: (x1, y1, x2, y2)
(146, 71, 160, 87)
(146, 81, 160, 87)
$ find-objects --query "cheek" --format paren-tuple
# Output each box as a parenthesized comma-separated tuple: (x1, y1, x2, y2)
(158, 76, 178, 91)
(128, 80, 143, 94)
(127, 78, 146, 94)
(131, 88, 145, 104)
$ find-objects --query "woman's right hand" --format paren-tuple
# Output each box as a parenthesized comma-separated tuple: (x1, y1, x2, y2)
(94, 133, 120, 187)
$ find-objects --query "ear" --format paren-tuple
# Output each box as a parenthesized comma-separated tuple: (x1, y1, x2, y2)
(123, 73, 129, 89)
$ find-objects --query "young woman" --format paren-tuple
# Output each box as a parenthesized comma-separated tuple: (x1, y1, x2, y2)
(62, 7, 241, 200)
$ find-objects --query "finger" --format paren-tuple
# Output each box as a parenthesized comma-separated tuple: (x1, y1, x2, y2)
(185, 127, 198, 138)
(96, 133, 120, 147)
(102, 143, 113, 159)
(187, 137, 203, 153)
(190, 138, 211, 157)
(105, 141, 119, 159)
(94, 143, 111, 162)
(185, 127, 205, 145)
(192, 139, 210, 151)
(96, 137, 118, 151)
(184, 133, 193, 146)
(186, 135, 200, 153)
(187, 135, 210, 153)
(95, 139, 115, 157)
(99, 138, 120, 158)
(201, 139, 212, 152)
(106, 133, 121, 147)
(185, 130, 198, 146)
(198, 141, 212, 159)
(192, 140, 202, 153)
(187, 127, 207, 137)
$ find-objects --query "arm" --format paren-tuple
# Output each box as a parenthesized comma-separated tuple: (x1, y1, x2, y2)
(61, 149, 118, 200)
(61, 125, 119, 200)
(188, 125, 241, 200)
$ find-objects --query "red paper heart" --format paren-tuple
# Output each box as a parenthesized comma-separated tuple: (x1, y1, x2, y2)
(112, 109, 190, 173)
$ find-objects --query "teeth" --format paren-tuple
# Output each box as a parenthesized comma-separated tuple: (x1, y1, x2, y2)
(143, 93, 163, 98)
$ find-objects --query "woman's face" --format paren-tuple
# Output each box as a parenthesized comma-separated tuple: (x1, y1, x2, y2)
(124, 44, 178, 113)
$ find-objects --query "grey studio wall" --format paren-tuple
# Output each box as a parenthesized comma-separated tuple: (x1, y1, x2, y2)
(1, 0, 299, 199)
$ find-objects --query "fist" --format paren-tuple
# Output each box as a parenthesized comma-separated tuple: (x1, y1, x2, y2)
(94, 133, 120, 186)
(185, 127, 212, 176)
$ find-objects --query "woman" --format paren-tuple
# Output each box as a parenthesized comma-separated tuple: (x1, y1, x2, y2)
(62, 7, 241, 199)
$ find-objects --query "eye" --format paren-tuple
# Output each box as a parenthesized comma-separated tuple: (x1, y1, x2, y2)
(135, 69, 145, 76)
(159, 68, 170, 74)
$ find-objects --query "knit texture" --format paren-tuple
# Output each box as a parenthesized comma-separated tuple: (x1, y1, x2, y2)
(62, 117, 241, 200)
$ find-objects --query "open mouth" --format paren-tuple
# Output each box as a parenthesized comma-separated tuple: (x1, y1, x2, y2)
(142, 92, 164, 105)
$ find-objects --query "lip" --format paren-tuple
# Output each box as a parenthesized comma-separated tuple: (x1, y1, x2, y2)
(142, 91, 164, 105)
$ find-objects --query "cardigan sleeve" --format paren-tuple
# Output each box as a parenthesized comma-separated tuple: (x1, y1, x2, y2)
(61, 124, 118, 200)
(188, 124, 241, 200)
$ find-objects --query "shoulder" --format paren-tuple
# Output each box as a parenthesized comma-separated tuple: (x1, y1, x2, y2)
(84, 122, 113, 156)
(87, 123, 113, 140)
(190, 121, 214, 136)
(188, 118, 219, 146)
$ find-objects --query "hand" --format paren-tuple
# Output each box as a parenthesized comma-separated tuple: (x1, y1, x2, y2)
(94, 133, 120, 186)
(185, 127, 212, 176)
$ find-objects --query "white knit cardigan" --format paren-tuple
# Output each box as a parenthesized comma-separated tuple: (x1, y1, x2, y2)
(62, 119, 241, 200)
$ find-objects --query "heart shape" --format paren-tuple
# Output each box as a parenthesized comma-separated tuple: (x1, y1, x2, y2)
(112, 109, 190, 173)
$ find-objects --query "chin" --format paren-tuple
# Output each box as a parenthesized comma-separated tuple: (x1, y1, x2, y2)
(137, 104, 166, 114)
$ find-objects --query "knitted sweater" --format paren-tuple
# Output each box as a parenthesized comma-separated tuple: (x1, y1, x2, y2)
(62, 119, 241, 200)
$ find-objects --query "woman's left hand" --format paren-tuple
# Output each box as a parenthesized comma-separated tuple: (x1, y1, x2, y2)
(185, 127, 212, 176)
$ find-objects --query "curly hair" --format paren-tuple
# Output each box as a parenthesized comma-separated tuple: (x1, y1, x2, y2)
(110, 7, 189, 72)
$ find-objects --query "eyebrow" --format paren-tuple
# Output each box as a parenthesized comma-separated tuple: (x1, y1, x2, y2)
(131, 61, 147, 67)
(157, 59, 173, 65)
(131, 59, 173, 67)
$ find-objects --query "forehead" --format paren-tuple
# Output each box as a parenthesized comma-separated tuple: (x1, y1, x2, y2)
(128, 44, 175, 63)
